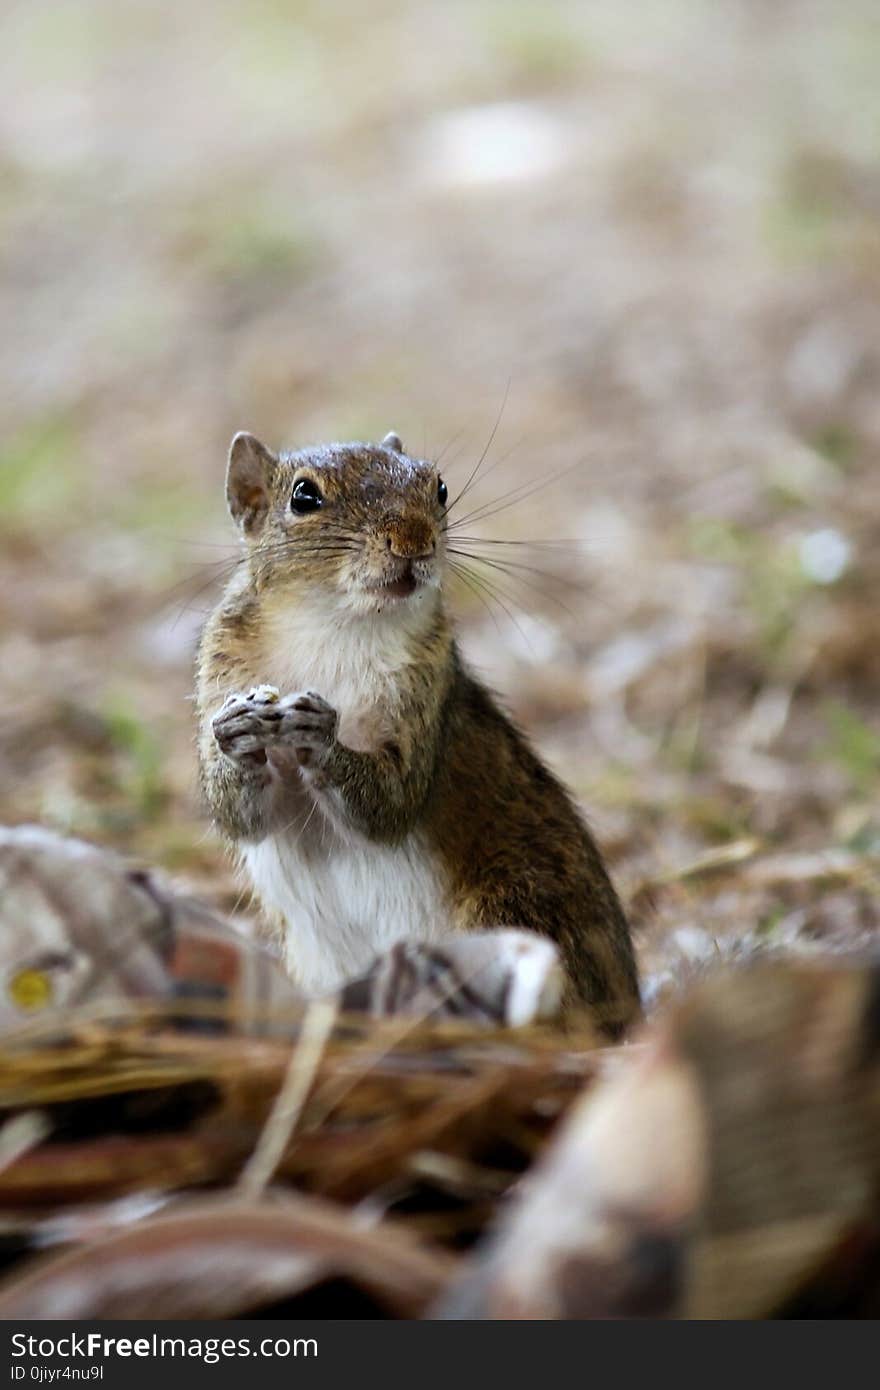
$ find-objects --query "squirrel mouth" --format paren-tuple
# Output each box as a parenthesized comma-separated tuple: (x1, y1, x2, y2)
(366, 563, 422, 601)
(377, 572, 419, 600)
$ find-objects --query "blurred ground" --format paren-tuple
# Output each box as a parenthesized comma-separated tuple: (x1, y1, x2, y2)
(1, 0, 878, 1003)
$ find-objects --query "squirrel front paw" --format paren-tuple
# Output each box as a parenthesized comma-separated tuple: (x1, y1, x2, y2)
(212, 686, 337, 766)
(275, 690, 338, 767)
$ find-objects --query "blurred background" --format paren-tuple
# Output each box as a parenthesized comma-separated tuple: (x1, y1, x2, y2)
(1, 0, 878, 997)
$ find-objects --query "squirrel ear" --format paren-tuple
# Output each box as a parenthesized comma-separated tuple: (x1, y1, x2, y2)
(226, 432, 276, 533)
(381, 431, 403, 453)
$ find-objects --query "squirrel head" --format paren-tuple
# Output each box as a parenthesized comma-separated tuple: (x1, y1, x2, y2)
(226, 431, 449, 616)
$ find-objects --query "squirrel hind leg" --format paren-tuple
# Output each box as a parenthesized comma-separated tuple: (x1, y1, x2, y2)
(457, 895, 641, 1040)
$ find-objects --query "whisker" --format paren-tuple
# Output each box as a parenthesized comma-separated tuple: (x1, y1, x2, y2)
(447, 548, 578, 617)
(432, 423, 470, 467)
(149, 537, 242, 550)
(161, 555, 243, 600)
(448, 544, 578, 582)
(436, 437, 471, 475)
(254, 545, 358, 557)
(447, 437, 525, 511)
(447, 561, 504, 635)
(449, 535, 586, 552)
(448, 557, 533, 651)
(445, 380, 511, 514)
(168, 569, 245, 629)
(453, 560, 528, 623)
(165, 552, 250, 603)
(447, 458, 583, 532)
(163, 538, 363, 626)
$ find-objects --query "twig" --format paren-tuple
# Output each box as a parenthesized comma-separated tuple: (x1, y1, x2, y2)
(0, 1111, 51, 1177)
(236, 998, 338, 1200)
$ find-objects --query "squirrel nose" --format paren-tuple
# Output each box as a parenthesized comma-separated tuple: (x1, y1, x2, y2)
(384, 524, 436, 561)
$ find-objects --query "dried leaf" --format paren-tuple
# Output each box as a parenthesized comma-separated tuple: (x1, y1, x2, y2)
(0, 1196, 456, 1319)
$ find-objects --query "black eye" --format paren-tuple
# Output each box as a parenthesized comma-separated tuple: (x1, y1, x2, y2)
(437, 477, 448, 506)
(291, 478, 323, 514)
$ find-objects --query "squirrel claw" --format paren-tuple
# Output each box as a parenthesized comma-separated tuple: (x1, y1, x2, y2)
(213, 688, 337, 763)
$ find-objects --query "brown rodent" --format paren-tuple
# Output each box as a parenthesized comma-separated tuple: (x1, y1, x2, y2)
(196, 431, 641, 1036)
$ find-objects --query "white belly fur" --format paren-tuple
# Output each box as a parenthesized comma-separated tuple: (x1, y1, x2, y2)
(243, 593, 453, 994)
(244, 830, 450, 993)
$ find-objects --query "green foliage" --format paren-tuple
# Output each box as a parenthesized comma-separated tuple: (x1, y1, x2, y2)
(813, 423, 858, 473)
(763, 187, 838, 265)
(822, 701, 880, 796)
(103, 700, 168, 821)
(763, 147, 880, 268)
(0, 418, 82, 523)
(484, 2, 592, 85)
(686, 519, 811, 666)
(841, 816, 880, 856)
(203, 210, 317, 281)
(755, 905, 786, 941)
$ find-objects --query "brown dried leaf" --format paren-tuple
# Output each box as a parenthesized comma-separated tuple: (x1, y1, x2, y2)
(0, 1195, 457, 1319)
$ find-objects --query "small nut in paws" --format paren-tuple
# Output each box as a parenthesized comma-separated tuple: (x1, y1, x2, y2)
(247, 683, 280, 704)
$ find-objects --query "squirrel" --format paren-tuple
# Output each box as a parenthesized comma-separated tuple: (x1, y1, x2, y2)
(196, 431, 641, 1036)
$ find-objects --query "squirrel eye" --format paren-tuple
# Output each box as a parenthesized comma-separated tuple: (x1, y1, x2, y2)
(437, 477, 448, 506)
(291, 478, 323, 514)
